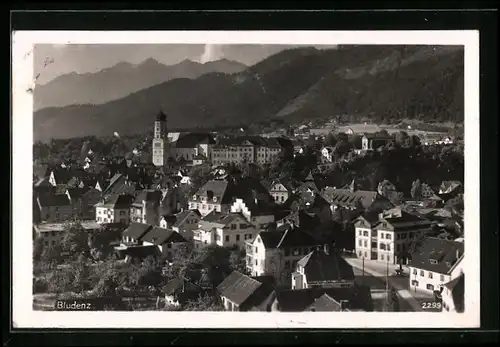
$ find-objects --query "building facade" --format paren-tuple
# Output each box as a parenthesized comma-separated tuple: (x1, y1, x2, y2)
(152, 111, 169, 167)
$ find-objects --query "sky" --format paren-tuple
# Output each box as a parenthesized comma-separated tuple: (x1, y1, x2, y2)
(33, 44, 337, 85)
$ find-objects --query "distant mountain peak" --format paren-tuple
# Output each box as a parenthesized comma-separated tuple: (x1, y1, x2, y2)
(137, 58, 161, 67)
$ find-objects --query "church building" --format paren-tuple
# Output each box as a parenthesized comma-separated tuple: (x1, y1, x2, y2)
(152, 111, 169, 167)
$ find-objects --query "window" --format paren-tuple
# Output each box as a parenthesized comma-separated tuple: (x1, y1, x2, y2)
(396, 234, 401, 240)
(255, 259, 258, 266)
(430, 259, 438, 264)
(386, 234, 392, 240)
(167, 243, 172, 249)
(379, 232, 384, 239)
(413, 269, 417, 275)
(120, 210, 126, 216)
(236, 235, 240, 241)
(51, 231, 56, 237)
(359, 251, 363, 257)
(379, 243, 386, 250)
(363, 230, 368, 236)
(225, 235, 229, 242)
(440, 274, 445, 282)
(231, 224, 237, 230)
(420, 270, 424, 277)
(363, 240, 367, 247)
(364, 252, 367, 258)
(358, 230, 362, 236)
(380, 254, 384, 261)
(387, 244, 391, 252)
(254, 246, 258, 253)
(411, 280, 419, 287)
(426, 284, 434, 291)
(428, 272, 433, 279)
(358, 240, 362, 247)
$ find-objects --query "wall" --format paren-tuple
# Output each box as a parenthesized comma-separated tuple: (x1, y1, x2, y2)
(39, 205, 73, 223)
(408, 265, 452, 294)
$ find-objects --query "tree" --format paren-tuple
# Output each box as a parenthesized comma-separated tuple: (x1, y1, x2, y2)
(40, 243, 64, 269)
(383, 287, 400, 312)
(72, 254, 92, 293)
(229, 247, 248, 274)
(88, 225, 123, 261)
(61, 221, 91, 259)
(33, 236, 45, 263)
(47, 268, 76, 293)
(183, 293, 224, 311)
(410, 179, 422, 200)
(325, 132, 337, 147)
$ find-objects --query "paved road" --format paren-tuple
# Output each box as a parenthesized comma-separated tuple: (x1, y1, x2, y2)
(347, 258, 425, 312)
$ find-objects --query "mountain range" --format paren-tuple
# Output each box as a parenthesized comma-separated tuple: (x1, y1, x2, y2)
(33, 58, 247, 110)
(34, 45, 464, 142)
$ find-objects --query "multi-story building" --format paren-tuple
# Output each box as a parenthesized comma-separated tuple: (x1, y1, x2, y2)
(361, 133, 393, 151)
(354, 208, 434, 265)
(94, 194, 134, 224)
(408, 237, 464, 294)
(245, 223, 322, 284)
(229, 197, 276, 230)
(152, 111, 169, 167)
(291, 247, 355, 290)
(36, 194, 73, 223)
(140, 226, 188, 260)
(160, 209, 201, 241)
(211, 136, 291, 166)
(320, 146, 334, 163)
(268, 179, 294, 204)
(34, 220, 101, 247)
(130, 190, 163, 225)
(168, 133, 216, 163)
(193, 211, 259, 249)
(440, 272, 464, 312)
(188, 177, 271, 217)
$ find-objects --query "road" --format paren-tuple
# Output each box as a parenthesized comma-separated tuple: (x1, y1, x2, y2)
(346, 257, 433, 312)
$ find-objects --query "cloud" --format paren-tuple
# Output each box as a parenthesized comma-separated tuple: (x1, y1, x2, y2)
(199, 44, 224, 63)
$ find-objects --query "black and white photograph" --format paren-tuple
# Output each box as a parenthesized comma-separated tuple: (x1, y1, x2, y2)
(12, 30, 480, 328)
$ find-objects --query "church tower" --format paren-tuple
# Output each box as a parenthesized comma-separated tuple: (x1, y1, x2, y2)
(152, 110, 169, 167)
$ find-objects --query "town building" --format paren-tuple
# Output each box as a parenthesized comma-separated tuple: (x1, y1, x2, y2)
(408, 237, 464, 294)
(271, 286, 373, 312)
(152, 111, 170, 167)
(216, 271, 275, 311)
(354, 208, 434, 265)
(130, 190, 163, 225)
(193, 211, 259, 249)
(120, 222, 153, 247)
(211, 136, 290, 166)
(291, 247, 355, 290)
(245, 223, 322, 283)
(168, 132, 216, 163)
(36, 194, 73, 223)
(34, 220, 101, 246)
(320, 146, 334, 163)
(361, 133, 393, 151)
(162, 277, 207, 308)
(140, 226, 188, 260)
(229, 197, 276, 230)
(440, 272, 464, 313)
(160, 209, 201, 241)
(94, 193, 135, 224)
(267, 179, 294, 204)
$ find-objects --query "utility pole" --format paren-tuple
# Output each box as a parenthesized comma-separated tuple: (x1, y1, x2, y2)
(362, 256, 365, 278)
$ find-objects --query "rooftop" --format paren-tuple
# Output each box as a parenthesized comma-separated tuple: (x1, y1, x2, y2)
(409, 237, 464, 275)
(297, 249, 355, 283)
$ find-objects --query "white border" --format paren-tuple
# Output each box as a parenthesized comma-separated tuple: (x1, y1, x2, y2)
(12, 30, 480, 329)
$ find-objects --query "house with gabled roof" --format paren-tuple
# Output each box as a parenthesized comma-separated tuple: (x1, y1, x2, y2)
(291, 247, 355, 290)
(193, 211, 258, 249)
(94, 193, 134, 224)
(272, 286, 373, 312)
(48, 168, 74, 187)
(230, 195, 276, 230)
(361, 133, 393, 151)
(36, 193, 73, 223)
(267, 178, 295, 204)
(354, 208, 434, 264)
(120, 222, 153, 246)
(216, 271, 275, 311)
(245, 223, 323, 283)
(141, 226, 188, 260)
(160, 210, 201, 241)
(440, 272, 464, 313)
(408, 237, 464, 294)
(130, 190, 163, 225)
(169, 132, 216, 163)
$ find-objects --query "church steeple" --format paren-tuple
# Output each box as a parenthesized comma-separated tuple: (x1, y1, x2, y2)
(152, 109, 169, 167)
(156, 110, 167, 122)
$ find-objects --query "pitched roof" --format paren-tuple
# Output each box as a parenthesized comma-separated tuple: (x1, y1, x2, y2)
(122, 222, 153, 240)
(34, 178, 52, 188)
(257, 223, 321, 249)
(193, 177, 271, 206)
(163, 278, 185, 295)
(297, 250, 355, 283)
(439, 181, 463, 194)
(306, 293, 341, 311)
(409, 237, 464, 274)
(98, 194, 135, 209)
(81, 188, 103, 205)
(38, 194, 71, 207)
(173, 210, 201, 228)
(173, 133, 216, 148)
(115, 245, 160, 260)
(275, 286, 373, 312)
(141, 227, 187, 245)
(322, 187, 391, 210)
(66, 187, 90, 200)
(377, 211, 432, 231)
(445, 273, 464, 312)
(216, 271, 268, 307)
(258, 230, 287, 249)
(201, 211, 244, 226)
(133, 190, 162, 205)
(355, 212, 380, 226)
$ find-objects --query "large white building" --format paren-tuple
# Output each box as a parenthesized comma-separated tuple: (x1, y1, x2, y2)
(407, 237, 464, 295)
(354, 208, 433, 265)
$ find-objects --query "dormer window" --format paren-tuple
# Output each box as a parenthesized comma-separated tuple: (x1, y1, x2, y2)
(213, 197, 217, 202)
(192, 195, 197, 200)
(430, 259, 438, 265)
(446, 261, 452, 267)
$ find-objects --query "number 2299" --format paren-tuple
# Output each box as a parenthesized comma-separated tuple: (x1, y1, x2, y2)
(421, 302, 442, 310)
